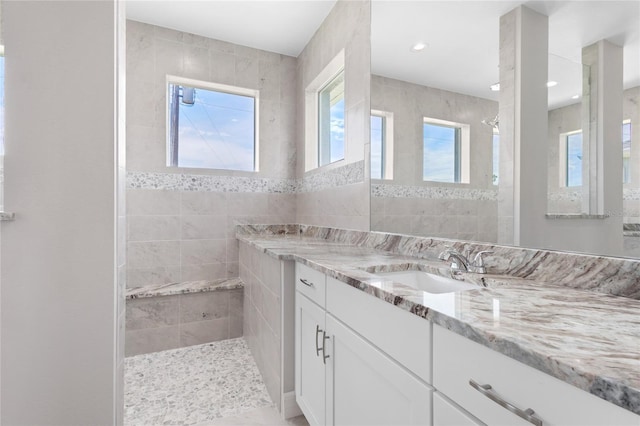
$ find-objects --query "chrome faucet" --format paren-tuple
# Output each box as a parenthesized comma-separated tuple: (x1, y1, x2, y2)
(438, 247, 493, 274)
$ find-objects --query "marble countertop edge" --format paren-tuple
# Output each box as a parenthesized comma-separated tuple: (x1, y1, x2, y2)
(126, 278, 244, 300)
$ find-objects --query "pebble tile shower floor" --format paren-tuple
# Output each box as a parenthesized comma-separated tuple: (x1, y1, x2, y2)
(125, 337, 279, 425)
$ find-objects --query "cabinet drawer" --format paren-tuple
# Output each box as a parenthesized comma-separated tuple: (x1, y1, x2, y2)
(295, 262, 326, 308)
(433, 325, 640, 426)
(326, 276, 431, 384)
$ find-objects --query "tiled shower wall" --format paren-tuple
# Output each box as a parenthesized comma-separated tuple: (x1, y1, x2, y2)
(295, 0, 371, 232)
(370, 75, 499, 242)
(125, 21, 297, 290)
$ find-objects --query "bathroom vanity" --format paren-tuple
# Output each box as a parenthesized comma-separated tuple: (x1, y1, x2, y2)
(237, 224, 640, 426)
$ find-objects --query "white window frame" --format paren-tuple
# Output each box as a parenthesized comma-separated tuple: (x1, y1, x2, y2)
(304, 50, 345, 171)
(371, 109, 394, 180)
(165, 75, 260, 172)
(422, 117, 470, 184)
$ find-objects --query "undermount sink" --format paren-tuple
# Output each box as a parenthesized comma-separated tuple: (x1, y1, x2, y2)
(375, 270, 479, 294)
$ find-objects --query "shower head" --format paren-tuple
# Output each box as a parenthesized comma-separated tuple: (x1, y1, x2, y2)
(481, 114, 499, 131)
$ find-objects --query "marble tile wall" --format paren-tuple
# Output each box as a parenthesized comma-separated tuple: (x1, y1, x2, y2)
(295, 0, 371, 231)
(126, 21, 297, 290)
(125, 288, 243, 356)
(239, 241, 283, 409)
(370, 75, 499, 242)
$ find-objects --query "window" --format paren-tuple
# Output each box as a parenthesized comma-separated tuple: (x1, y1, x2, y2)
(370, 110, 394, 180)
(623, 120, 631, 184)
(560, 130, 582, 187)
(492, 130, 499, 185)
(318, 71, 345, 167)
(167, 77, 258, 171)
(423, 118, 470, 183)
(304, 50, 345, 171)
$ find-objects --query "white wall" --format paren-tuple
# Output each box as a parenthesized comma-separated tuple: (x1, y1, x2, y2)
(1, 1, 121, 423)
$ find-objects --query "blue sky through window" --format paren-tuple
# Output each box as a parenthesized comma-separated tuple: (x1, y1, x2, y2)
(371, 115, 383, 179)
(175, 85, 255, 171)
(330, 98, 345, 163)
(423, 123, 457, 182)
(566, 132, 582, 187)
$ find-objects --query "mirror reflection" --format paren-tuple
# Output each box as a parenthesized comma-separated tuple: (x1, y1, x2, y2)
(370, 0, 640, 258)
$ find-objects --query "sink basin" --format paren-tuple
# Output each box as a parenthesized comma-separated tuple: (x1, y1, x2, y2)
(375, 270, 479, 294)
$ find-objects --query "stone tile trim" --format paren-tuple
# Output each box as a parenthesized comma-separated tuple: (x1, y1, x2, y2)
(549, 189, 640, 201)
(548, 191, 582, 202)
(299, 161, 364, 192)
(371, 184, 498, 201)
(126, 161, 364, 194)
(127, 172, 297, 193)
(126, 278, 243, 300)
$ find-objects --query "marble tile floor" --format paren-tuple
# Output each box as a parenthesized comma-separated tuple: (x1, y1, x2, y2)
(125, 337, 308, 426)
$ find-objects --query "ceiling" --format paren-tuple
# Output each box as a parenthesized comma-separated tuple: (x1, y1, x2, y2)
(372, 1, 640, 109)
(126, 0, 640, 109)
(126, 0, 337, 57)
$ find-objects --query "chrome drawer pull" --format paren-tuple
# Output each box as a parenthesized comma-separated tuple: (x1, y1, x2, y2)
(315, 325, 322, 356)
(322, 331, 330, 364)
(469, 379, 543, 426)
(299, 278, 314, 288)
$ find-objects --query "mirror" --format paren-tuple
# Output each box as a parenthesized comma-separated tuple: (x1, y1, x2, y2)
(370, 0, 640, 258)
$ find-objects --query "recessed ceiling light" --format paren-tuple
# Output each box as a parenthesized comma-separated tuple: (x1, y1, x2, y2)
(411, 42, 427, 52)
(490, 83, 500, 91)
(546, 81, 558, 88)
(571, 94, 580, 99)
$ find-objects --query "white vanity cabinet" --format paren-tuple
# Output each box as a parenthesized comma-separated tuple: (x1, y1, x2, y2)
(433, 392, 484, 426)
(295, 263, 328, 426)
(295, 291, 327, 426)
(433, 324, 640, 426)
(294, 263, 432, 426)
(325, 314, 431, 425)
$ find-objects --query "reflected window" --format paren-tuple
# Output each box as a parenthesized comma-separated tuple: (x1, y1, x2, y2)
(370, 110, 394, 180)
(167, 78, 258, 171)
(564, 131, 582, 187)
(492, 130, 499, 185)
(318, 71, 345, 167)
(423, 118, 469, 183)
(623, 121, 631, 184)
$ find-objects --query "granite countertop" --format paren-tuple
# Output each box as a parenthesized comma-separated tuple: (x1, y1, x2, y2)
(237, 232, 640, 416)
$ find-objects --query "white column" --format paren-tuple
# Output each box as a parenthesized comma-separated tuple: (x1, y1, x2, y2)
(1, 1, 121, 423)
(581, 40, 624, 218)
(498, 6, 549, 247)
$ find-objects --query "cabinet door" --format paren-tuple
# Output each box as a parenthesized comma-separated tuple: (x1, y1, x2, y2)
(325, 314, 432, 426)
(295, 292, 326, 426)
(433, 392, 484, 426)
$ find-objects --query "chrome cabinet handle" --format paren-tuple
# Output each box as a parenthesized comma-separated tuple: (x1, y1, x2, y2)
(315, 325, 322, 356)
(299, 278, 314, 288)
(322, 331, 330, 364)
(469, 379, 543, 426)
